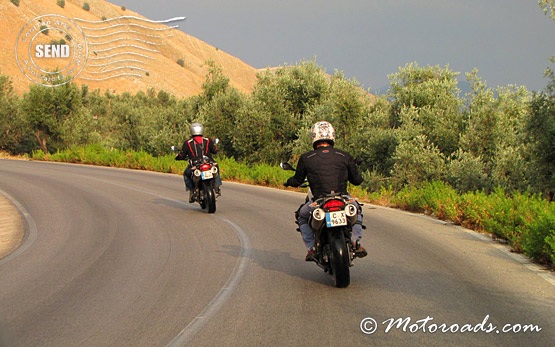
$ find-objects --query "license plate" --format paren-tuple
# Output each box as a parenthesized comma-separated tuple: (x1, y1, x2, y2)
(201, 170, 213, 180)
(326, 211, 347, 227)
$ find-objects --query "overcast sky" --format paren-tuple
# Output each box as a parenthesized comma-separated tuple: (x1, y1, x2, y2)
(111, 0, 555, 92)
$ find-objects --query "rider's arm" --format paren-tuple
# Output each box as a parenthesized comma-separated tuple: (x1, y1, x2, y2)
(175, 141, 189, 161)
(208, 138, 218, 155)
(285, 156, 307, 187)
(347, 154, 363, 186)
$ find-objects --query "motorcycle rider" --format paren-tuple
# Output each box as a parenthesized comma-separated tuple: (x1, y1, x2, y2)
(175, 122, 222, 202)
(284, 121, 367, 261)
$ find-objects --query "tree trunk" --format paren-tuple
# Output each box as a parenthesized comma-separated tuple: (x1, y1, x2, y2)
(35, 129, 48, 153)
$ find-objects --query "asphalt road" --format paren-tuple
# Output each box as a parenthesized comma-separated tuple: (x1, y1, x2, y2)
(0, 159, 553, 347)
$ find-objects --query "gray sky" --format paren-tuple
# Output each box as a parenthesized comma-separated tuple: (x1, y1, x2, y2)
(111, 0, 555, 92)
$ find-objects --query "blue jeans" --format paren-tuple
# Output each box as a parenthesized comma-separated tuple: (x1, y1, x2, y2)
(297, 197, 363, 249)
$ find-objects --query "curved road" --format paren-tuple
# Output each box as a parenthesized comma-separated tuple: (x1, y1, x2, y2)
(0, 159, 553, 347)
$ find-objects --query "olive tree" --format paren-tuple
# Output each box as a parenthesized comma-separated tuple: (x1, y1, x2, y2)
(21, 82, 82, 153)
(248, 60, 329, 163)
(387, 62, 464, 156)
(0, 75, 30, 153)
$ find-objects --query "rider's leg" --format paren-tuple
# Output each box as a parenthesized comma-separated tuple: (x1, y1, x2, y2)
(298, 201, 317, 260)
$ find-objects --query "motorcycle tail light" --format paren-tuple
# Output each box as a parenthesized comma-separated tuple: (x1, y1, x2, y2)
(323, 199, 345, 211)
(200, 163, 211, 171)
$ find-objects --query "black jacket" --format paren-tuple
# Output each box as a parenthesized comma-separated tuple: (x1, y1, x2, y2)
(286, 146, 363, 198)
(175, 137, 217, 163)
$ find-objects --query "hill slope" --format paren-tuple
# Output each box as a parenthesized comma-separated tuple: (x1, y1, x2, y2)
(1, 0, 259, 97)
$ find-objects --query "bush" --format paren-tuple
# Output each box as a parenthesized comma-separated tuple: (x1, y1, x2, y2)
(177, 59, 185, 67)
(458, 190, 491, 231)
(388, 182, 554, 267)
(393, 180, 460, 221)
(83, 2, 90, 11)
(447, 149, 489, 193)
(57, 0, 65, 8)
(40, 25, 49, 35)
(391, 134, 446, 188)
(10, 0, 20, 6)
(521, 208, 555, 264)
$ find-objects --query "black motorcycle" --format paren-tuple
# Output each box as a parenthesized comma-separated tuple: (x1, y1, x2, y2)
(281, 162, 361, 288)
(172, 146, 219, 214)
(189, 155, 219, 213)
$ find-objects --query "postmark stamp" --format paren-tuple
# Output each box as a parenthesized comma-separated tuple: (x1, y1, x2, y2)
(15, 14, 88, 87)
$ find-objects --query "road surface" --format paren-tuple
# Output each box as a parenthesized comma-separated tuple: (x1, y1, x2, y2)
(0, 159, 553, 346)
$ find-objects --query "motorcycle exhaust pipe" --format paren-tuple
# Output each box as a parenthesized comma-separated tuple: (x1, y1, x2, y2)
(345, 203, 358, 224)
(310, 208, 326, 230)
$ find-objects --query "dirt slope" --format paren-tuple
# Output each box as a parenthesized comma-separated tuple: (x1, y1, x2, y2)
(1, 0, 259, 97)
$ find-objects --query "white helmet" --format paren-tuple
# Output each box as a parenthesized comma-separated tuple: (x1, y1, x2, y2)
(310, 121, 335, 148)
(190, 122, 204, 136)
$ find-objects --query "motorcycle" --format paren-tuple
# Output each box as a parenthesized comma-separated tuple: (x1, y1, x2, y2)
(172, 145, 220, 214)
(281, 162, 362, 288)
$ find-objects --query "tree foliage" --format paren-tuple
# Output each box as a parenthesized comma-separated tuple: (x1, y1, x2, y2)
(539, 0, 555, 19)
(20, 82, 82, 153)
(2, 54, 555, 199)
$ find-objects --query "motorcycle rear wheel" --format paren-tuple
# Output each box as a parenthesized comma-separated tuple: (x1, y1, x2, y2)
(330, 231, 350, 288)
(203, 181, 216, 213)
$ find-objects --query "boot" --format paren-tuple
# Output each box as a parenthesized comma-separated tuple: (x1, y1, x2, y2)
(305, 248, 316, 262)
(352, 239, 368, 258)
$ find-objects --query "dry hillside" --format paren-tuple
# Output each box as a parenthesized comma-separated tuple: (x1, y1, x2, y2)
(1, 0, 259, 97)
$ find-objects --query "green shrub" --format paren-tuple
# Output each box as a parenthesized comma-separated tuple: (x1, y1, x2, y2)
(511, 195, 555, 262)
(83, 2, 90, 11)
(40, 25, 49, 35)
(393, 180, 460, 221)
(458, 190, 491, 231)
(545, 234, 555, 265)
(10, 0, 20, 6)
(521, 210, 555, 264)
(481, 187, 519, 242)
(57, 0, 65, 8)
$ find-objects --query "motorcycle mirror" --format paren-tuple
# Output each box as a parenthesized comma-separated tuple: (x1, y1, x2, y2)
(280, 162, 295, 171)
